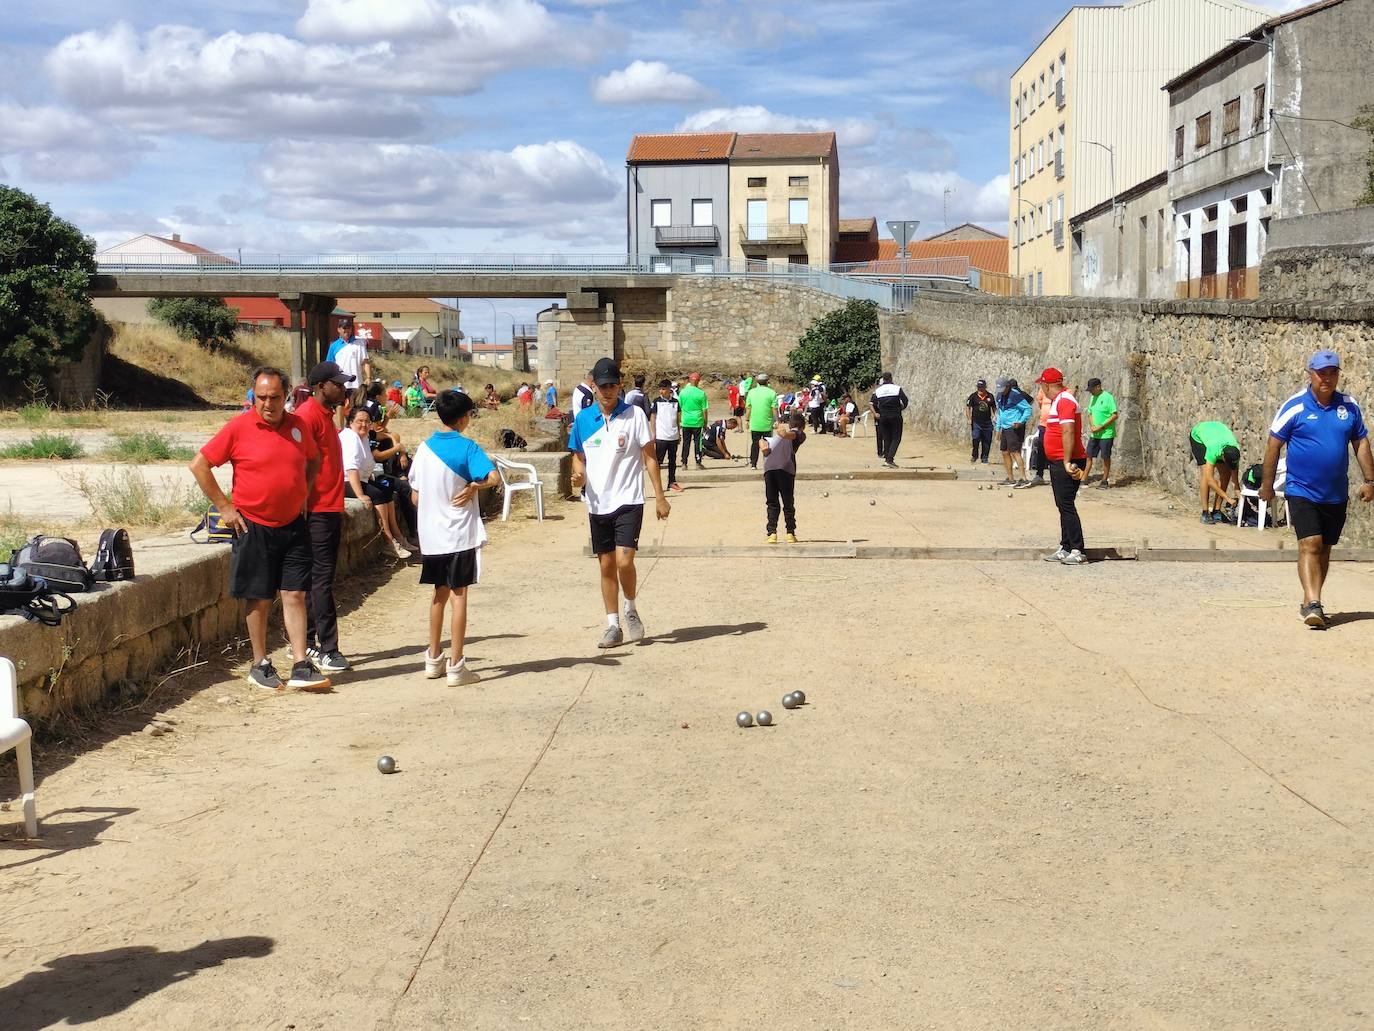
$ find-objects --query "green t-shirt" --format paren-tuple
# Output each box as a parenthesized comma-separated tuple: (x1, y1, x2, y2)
(746, 385, 778, 431)
(677, 384, 708, 428)
(1191, 421, 1238, 464)
(1087, 390, 1118, 439)
(739, 377, 754, 399)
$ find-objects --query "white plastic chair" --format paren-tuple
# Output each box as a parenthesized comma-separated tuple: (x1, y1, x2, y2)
(1020, 433, 1036, 476)
(848, 411, 872, 438)
(494, 456, 545, 522)
(1237, 459, 1288, 531)
(1, 657, 38, 838)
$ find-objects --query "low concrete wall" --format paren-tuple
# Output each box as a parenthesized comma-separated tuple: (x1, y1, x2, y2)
(1, 501, 387, 730)
(1261, 208, 1374, 303)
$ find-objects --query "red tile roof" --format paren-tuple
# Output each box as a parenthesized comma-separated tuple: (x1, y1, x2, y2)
(224, 297, 290, 322)
(836, 238, 1009, 275)
(838, 217, 877, 236)
(148, 235, 232, 262)
(627, 133, 736, 162)
(335, 297, 458, 313)
(731, 132, 836, 160)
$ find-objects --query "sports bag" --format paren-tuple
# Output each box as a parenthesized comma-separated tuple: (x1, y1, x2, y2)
(0, 563, 75, 626)
(1242, 462, 1264, 492)
(12, 535, 94, 593)
(499, 428, 528, 450)
(190, 506, 236, 543)
(91, 528, 135, 582)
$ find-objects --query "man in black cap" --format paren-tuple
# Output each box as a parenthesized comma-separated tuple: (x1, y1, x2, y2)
(568, 357, 672, 649)
(966, 378, 996, 465)
(294, 361, 354, 674)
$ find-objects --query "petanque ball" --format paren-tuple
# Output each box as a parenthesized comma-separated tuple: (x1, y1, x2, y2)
(377, 755, 397, 774)
(792, 690, 806, 705)
(736, 711, 754, 729)
(869, 498, 876, 506)
(756, 710, 774, 727)
(782, 693, 799, 709)
(821, 491, 829, 498)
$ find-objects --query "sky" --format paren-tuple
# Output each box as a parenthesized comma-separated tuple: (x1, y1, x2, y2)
(0, 0, 1304, 341)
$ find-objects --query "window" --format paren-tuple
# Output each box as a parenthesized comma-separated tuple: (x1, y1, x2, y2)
(1253, 84, 1266, 131)
(372, 311, 382, 318)
(1261, 186, 1273, 206)
(1223, 98, 1240, 137)
(1195, 112, 1211, 149)
(788, 175, 809, 187)
(1204, 204, 1218, 221)
(1175, 126, 1185, 164)
(1056, 193, 1065, 224)
(650, 199, 671, 227)
(1047, 127, 1055, 150)
(788, 253, 808, 266)
(1039, 73, 1045, 103)
(1038, 141, 1045, 171)
(747, 176, 766, 188)
(391, 312, 400, 319)
(1036, 271, 1043, 296)
(788, 198, 809, 225)
(691, 199, 712, 227)
(1157, 208, 1166, 269)
(1232, 195, 1248, 215)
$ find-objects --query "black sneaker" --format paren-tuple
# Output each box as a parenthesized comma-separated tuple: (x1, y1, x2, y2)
(315, 650, 351, 674)
(1300, 601, 1327, 629)
(246, 660, 282, 691)
(287, 661, 332, 692)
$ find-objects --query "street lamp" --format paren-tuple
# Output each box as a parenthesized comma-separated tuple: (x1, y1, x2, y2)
(1082, 139, 1117, 224)
(1014, 196, 1038, 282)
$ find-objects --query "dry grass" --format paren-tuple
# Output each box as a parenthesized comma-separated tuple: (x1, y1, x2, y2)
(65, 469, 208, 529)
(107, 323, 269, 407)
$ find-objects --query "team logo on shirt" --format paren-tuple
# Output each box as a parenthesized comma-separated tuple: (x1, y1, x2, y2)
(1338, 405, 1349, 420)
(291, 427, 302, 442)
(616, 434, 627, 450)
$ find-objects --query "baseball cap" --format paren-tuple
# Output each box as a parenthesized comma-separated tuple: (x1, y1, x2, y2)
(1035, 367, 1064, 384)
(391, 380, 402, 388)
(757, 372, 770, 383)
(811, 375, 822, 383)
(308, 360, 355, 387)
(976, 378, 987, 388)
(590, 357, 621, 386)
(1086, 377, 1102, 389)
(1308, 349, 1340, 371)
(1220, 445, 1241, 467)
(995, 378, 1008, 391)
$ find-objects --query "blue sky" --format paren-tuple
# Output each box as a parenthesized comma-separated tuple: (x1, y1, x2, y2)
(0, 0, 1295, 340)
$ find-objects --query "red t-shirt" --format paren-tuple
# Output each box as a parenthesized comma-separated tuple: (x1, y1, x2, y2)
(386, 387, 402, 405)
(1043, 390, 1086, 462)
(728, 385, 740, 408)
(293, 396, 344, 513)
(200, 409, 318, 527)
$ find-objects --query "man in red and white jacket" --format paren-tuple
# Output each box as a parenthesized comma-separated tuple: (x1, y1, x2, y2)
(1036, 367, 1088, 565)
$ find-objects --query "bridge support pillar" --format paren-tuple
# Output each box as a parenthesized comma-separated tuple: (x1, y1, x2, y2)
(281, 294, 338, 384)
(282, 296, 307, 385)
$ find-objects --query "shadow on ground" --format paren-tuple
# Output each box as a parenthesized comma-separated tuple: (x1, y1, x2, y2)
(0, 806, 137, 869)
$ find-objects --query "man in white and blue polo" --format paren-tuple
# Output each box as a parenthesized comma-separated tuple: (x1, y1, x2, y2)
(569, 357, 672, 649)
(1261, 349, 1374, 629)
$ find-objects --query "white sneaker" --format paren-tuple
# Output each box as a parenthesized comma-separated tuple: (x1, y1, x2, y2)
(446, 660, 480, 686)
(391, 539, 411, 559)
(1059, 549, 1087, 566)
(424, 650, 446, 679)
(623, 610, 645, 643)
(1042, 547, 1068, 562)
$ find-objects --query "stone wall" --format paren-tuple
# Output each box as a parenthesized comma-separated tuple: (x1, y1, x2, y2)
(40, 321, 110, 405)
(884, 291, 1374, 540)
(1261, 207, 1374, 303)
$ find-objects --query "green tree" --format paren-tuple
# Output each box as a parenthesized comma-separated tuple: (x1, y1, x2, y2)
(148, 297, 240, 350)
(1355, 104, 1374, 207)
(0, 184, 100, 385)
(786, 297, 882, 395)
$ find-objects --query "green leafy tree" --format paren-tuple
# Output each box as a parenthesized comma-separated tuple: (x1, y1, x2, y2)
(148, 297, 240, 350)
(0, 184, 100, 385)
(786, 298, 882, 395)
(1355, 104, 1374, 207)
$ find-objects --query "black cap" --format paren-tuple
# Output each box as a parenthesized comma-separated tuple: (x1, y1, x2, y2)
(590, 357, 621, 386)
(1086, 377, 1103, 390)
(308, 360, 355, 387)
(1221, 445, 1241, 467)
(976, 379, 987, 388)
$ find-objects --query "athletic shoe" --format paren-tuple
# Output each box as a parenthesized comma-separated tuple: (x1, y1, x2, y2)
(391, 539, 412, 559)
(424, 650, 446, 679)
(1042, 547, 1068, 562)
(1018, 476, 1044, 489)
(998, 477, 1014, 485)
(446, 660, 481, 686)
(1300, 601, 1327, 629)
(884, 460, 898, 469)
(785, 533, 798, 543)
(305, 645, 323, 668)
(597, 625, 624, 649)
(316, 650, 351, 674)
(1199, 512, 1215, 524)
(1059, 549, 1087, 566)
(247, 659, 282, 691)
(766, 533, 778, 544)
(1015, 479, 1031, 487)
(669, 482, 683, 492)
(1098, 480, 1111, 489)
(695, 462, 705, 470)
(287, 661, 332, 692)
(623, 610, 646, 643)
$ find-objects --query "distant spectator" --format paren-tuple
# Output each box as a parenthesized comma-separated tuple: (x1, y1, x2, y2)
(326, 320, 353, 362)
(995, 377, 1032, 486)
(386, 380, 405, 415)
(334, 331, 372, 428)
(404, 382, 424, 414)
(516, 382, 532, 408)
(624, 374, 650, 419)
(481, 383, 500, 412)
(837, 393, 858, 435)
(543, 379, 557, 411)
(415, 366, 437, 403)
(1084, 377, 1119, 488)
(1189, 421, 1242, 524)
(966, 378, 995, 465)
(573, 371, 596, 413)
(341, 405, 411, 559)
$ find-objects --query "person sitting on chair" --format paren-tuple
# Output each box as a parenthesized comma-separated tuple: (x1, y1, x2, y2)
(415, 366, 438, 404)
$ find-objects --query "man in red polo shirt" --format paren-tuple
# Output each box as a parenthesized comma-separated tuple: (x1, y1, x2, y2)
(189, 366, 330, 691)
(294, 361, 353, 676)
(1036, 366, 1088, 566)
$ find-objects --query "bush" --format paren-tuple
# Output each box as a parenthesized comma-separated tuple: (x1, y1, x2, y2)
(147, 297, 239, 350)
(105, 431, 196, 463)
(0, 433, 85, 460)
(19, 402, 51, 426)
(787, 298, 882, 396)
(68, 469, 204, 527)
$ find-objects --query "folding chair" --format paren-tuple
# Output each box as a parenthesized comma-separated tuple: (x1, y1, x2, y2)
(848, 411, 871, 438)
(493, 456, 545, 522)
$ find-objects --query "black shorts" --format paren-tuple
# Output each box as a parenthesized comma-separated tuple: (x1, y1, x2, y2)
(419, 548, 481, 589)
(1000, 426, 1024, 452)
(1088, 437, 1114, 459)
(345, 478, 396, 506)
(229, 516, 312, 600)
(589, 503, 644, 555)
(1189, 436, 1207, 466)
(1287, 496, 1347, 546)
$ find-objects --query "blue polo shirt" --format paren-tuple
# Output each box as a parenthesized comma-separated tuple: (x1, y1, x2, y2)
(326, 337, 348, 361)
(1270, 387, 1367, 504)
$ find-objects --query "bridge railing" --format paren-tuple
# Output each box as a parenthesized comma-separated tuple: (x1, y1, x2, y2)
(94, 253, 896, 308)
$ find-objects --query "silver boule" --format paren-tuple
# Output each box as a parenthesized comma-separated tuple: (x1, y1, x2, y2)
(792, 690, 806, 705)
(377, 755, 397, 774)
(736, 711, 754, 728)
(756, 710, 774, 727)
(869, 498, 876, 506)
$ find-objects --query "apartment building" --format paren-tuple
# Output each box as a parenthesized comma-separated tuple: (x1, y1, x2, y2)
(728, 132, 839, 268)
(1165, 0, 1374, 298)
(336, 297, 462, 358)
(626, 132, 733, 271)
(1009, 0, 1268, 296)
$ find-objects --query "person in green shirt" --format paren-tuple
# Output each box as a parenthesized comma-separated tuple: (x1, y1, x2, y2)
(1084, 378, 1119, 488)
(745, 373, 779, 469)
(677, 372, 710, 470)
(1189, 421, 1241, 524)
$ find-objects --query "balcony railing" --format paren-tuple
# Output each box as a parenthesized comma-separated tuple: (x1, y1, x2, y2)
(1055, 78, 1065, 109)
(1053, 221, 1065, 250)
(654, 224, 721, 247)
(1054, 151, 1064, 180)
(738, 222, 808, 245)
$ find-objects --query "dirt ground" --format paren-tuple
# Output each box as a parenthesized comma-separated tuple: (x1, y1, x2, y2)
(3, 429, 1373, 1029)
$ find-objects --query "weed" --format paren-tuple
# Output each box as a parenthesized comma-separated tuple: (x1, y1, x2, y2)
(0, 503, 28, 555)
(105, 431, 196, 463)
(1, 433, 85, 460)
(18, 402, 50, 426)
(67, 469, 204, 527)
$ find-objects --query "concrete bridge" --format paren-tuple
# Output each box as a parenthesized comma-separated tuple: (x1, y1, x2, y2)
(92, 253, 893, 383)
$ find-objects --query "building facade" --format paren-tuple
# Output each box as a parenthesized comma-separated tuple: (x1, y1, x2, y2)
(1009, 0, 1268, 297)
(336, 297, 462, 358)
(626, 133, 733, 271)
(728, 133, 839, 268)
(1069, 172, 1174, 297)
(1166, 0, 1374, 298)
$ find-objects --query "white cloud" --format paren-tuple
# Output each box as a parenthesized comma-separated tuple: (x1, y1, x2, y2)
(0, 102, 142, 182)
(592, 60, 710, 105)
(840, 160, 1008, 231)
(676, 105, 878, 147)
(257, 139, 621, 228)
(295, 0, 454, 40)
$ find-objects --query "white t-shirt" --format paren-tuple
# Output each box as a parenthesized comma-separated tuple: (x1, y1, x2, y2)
(409, 432, 494, 555)
(650, 396, 680, 442)
(335, 341, 367, 384)
(567, 401, 651, 515)
(339, 428, 375, 481)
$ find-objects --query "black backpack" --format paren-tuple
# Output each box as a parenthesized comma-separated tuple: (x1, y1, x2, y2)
(91, 528, 135, 582)
(499, 428, 527, 450)
(0, 562, 76, 626)
(1242, 462, 1264, 492)
(12, 535, 95, 593)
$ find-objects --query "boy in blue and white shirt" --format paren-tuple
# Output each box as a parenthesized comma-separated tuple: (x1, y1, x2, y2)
(568, 357, 672, 650)
(409, 390, 500, 684)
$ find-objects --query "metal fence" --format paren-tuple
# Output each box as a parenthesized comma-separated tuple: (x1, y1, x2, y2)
(95, 252, 895, 308)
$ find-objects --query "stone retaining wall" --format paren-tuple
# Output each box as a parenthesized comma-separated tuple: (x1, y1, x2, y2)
(884, 291, 1374, 541)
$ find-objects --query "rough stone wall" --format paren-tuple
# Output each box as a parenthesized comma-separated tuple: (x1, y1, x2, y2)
(548, 305, 614, 389)
(44, 321, 109, 405)
(884, 291, 1374, 541)
(1261, 246, 1374, 303)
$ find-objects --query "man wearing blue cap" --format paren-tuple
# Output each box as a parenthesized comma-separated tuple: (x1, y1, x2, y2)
(1261, 350, 1374, 628)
